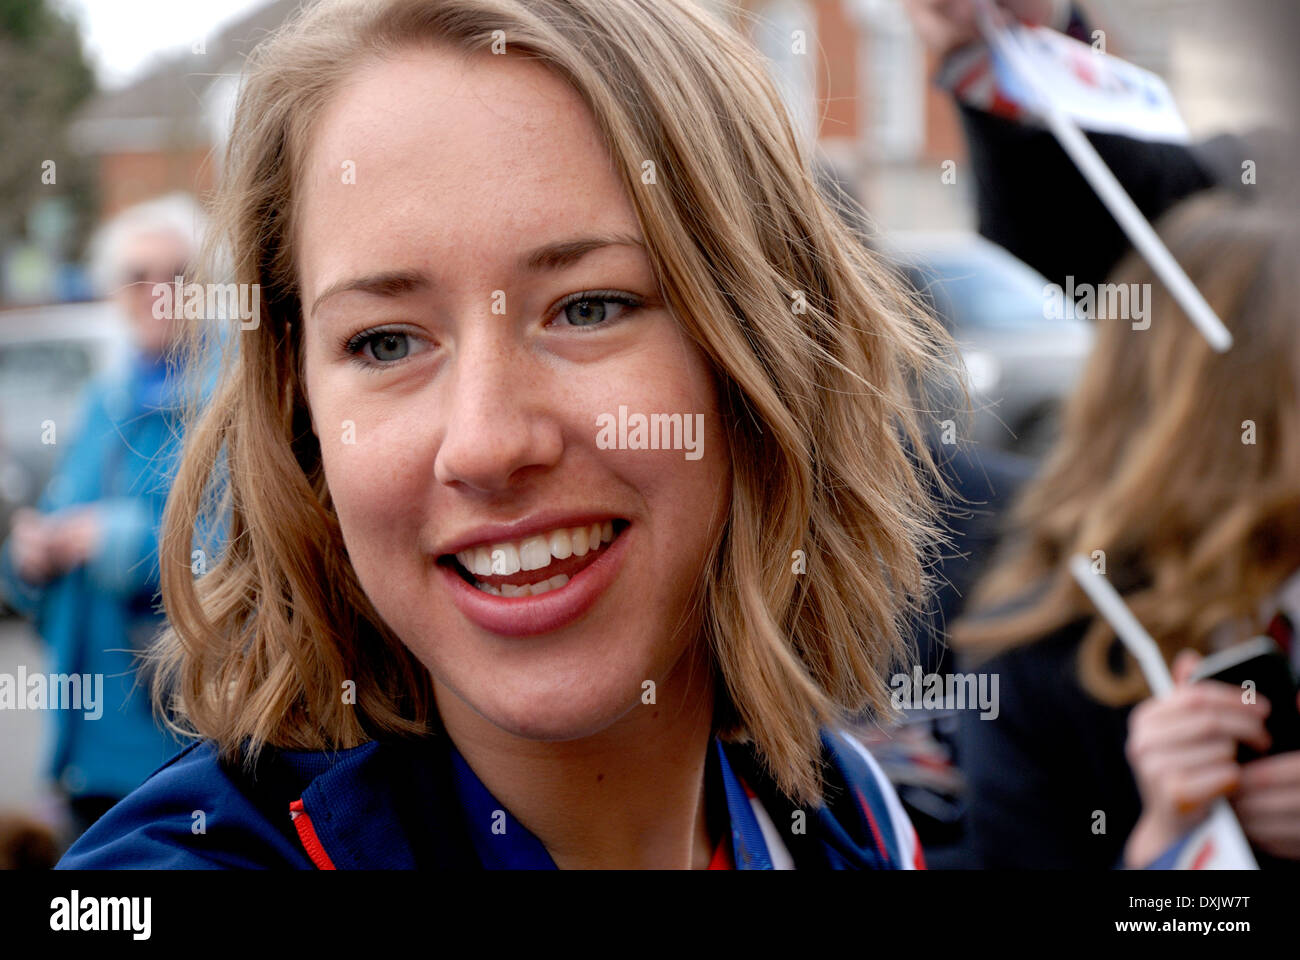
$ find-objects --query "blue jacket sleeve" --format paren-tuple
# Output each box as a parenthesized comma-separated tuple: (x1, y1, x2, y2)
(57, 741, 313, 870)
(84, 495, 164, 598)
(2, 376, 173, 603)
(0, 382, 111, 617)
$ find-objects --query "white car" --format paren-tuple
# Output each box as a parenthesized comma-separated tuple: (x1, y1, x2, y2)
(887, 232, 1095, 456)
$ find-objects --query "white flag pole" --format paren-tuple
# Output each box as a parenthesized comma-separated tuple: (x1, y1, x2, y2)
(1068, 555, 1257, 868)
(1068, 555, 1172, 695)
(972, 3, 1233, 353)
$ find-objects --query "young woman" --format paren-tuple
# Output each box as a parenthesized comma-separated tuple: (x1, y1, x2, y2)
(58, 0, 952, 870)
(953, 192, 1300, 869)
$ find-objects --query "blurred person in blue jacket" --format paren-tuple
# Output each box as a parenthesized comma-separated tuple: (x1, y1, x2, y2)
(0, 194, 202, 838)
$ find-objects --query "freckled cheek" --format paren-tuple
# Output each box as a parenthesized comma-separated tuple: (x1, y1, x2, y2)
(315, 407, 436, 567)
(646, 429, 729, 540)
(599, 377, 729, 566)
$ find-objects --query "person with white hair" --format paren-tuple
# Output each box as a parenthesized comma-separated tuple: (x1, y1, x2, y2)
(0, 193, 202, 842)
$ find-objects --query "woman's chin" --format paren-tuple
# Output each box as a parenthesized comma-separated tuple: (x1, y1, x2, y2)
(467, 688, 643, 743)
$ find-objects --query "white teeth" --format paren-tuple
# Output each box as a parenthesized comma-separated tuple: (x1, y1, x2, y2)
(548, 528, 572, 560)
(476, 573, 568, 598)
(528, 574, 570, 596)
(490, 543, 521, 575)
(518, 535, 552, 572)
(454, 521, 622, 578)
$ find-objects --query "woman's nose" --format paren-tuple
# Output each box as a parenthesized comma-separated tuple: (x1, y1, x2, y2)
(432, 336, 564, 494)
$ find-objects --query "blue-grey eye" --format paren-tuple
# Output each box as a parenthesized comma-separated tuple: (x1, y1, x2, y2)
(564, 299, 608, 327)
(370, 332, 409, 361)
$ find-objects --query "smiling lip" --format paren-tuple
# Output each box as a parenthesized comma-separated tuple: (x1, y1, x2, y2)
(433, 512, 625, 559)
(435, 514, 630, 637)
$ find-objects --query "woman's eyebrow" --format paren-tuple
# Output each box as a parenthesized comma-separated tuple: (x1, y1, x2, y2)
(310, 233, 645, 316)
(311, 269, 430, 316)
(520, 233, 645, 272)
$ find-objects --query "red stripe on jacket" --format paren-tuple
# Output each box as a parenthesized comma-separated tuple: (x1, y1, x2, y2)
(854, 786, 893, 867)
(289, 798, 337, 870)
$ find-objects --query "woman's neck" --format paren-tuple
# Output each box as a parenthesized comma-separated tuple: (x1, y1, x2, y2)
(434, 645, 718, 869)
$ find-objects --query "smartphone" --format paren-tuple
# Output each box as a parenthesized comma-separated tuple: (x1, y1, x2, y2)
(1190, 636, 1300, 763)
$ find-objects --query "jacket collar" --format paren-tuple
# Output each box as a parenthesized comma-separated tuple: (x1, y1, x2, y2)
(273, 728, 896, 869)
(275, 737, 477, 869)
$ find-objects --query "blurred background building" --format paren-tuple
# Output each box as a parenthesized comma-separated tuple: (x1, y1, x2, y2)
(3, 0, 1285, 309)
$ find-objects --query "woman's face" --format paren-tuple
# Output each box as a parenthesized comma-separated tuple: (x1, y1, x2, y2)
(297, 48, 729, 740)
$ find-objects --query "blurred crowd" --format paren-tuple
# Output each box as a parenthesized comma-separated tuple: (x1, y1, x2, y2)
(871, 0, 1300, 871)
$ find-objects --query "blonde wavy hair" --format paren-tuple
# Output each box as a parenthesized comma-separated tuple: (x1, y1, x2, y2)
(154, 0, 954, 805)
(954, 192, 1300, 706)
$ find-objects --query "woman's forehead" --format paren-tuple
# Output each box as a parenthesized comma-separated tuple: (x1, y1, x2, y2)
(295, 48, 641, 299)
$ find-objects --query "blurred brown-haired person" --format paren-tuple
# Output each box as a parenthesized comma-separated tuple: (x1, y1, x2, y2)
(952, 191, 1300, 869)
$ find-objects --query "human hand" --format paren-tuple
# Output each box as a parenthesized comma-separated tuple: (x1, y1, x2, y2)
(1231, 702, 1300, 861)
(9, 508, 57, 584)
(903, 0, 1064, 59)
(1123, 650, 1271, 867)
(44, 506, 103, 573)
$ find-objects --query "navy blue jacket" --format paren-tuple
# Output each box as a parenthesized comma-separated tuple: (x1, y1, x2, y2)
(58, 728, 923, 869)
